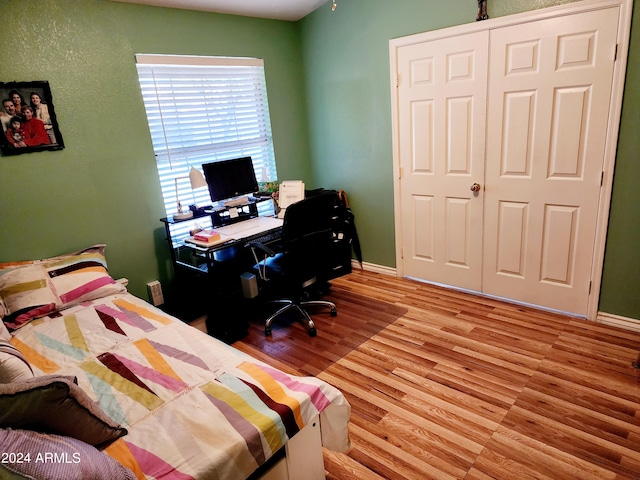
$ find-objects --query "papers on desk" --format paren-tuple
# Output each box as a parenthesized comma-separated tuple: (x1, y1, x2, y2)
(215, 216, 283, 240)
(278, 181, 304, 219)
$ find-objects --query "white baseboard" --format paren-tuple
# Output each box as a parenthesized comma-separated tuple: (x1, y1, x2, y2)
(596, 312, 640, 333)
(351, 260, 396, 276)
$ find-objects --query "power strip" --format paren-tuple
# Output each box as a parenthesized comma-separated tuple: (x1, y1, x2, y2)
(147, 280, 164, 306)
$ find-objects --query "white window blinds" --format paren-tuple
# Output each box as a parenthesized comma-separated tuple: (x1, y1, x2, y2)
(135, 54, 277, 220)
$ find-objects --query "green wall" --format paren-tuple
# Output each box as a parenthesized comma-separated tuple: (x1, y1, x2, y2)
(301, 0, 640, 320)
(599, 2, 640, 318)
(1, 0, 638, 320)
(0, 0, 311, 301)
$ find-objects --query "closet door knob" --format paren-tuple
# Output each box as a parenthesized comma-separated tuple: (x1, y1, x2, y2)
(470, 183, 481, 192)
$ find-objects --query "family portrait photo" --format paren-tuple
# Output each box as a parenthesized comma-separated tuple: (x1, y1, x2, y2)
(0, 81, 64, 156)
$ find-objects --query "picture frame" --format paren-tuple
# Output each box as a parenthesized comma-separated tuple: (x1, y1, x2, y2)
(0, 81, 65, 156)
(477, 0, 488, 21)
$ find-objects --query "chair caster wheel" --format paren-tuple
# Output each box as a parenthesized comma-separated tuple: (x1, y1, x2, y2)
(330, 308, 337, 317)
(265, 327, 272, 336)
(308, 327, 317, 337)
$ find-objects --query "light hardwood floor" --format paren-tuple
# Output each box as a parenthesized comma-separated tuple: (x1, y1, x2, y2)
(194, 270, 640, 479)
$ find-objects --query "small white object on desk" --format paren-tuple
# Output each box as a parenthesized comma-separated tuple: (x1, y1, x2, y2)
(278, 181, 305, 219)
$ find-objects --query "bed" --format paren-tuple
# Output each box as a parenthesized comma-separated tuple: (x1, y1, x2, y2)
(0, 245, 350, 479)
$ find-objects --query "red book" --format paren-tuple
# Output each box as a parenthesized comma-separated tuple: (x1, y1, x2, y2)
(193, 229, 221, 243)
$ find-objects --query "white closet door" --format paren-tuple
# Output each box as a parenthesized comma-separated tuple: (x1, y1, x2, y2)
(482, 7, 619, 315)
(397, 32, 488, 291)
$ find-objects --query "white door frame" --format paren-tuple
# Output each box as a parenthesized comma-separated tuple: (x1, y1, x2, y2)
(389, 0, 633, 320)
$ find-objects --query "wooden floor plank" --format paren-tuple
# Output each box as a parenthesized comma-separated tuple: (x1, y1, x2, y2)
(192, 270, 640, 479)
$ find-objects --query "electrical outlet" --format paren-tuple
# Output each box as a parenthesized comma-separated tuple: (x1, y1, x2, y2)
(147, 280, 164, 306)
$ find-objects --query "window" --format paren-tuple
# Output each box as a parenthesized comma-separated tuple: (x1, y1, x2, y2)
(135, 54, 277, 224)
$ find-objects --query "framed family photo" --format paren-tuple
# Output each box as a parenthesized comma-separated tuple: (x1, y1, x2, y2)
(0, 81, 65, 156)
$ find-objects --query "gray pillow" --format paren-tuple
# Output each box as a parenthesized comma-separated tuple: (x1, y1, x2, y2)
(0, 428, 136, 479)
(0, 375, 127, 447)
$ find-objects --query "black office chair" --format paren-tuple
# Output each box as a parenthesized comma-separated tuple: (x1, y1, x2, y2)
(247, 192, 338, 337)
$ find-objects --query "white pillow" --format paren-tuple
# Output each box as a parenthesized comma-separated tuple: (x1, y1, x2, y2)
(0, 340, 34, 383)
(0, 245, 126, 332)
(0, 264, 58, 330)
(0, 321, 10, 342)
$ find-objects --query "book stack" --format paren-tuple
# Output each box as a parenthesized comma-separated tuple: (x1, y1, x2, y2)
(193, 229, 221, 244)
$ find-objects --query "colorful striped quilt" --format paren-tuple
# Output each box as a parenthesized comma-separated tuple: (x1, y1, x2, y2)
(10, 293, 350, 479)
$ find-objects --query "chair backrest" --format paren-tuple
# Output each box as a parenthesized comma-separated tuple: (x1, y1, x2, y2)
(280, 192, 338, 287)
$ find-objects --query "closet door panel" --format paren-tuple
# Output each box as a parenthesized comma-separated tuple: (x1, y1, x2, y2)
(397, 32, 488, 290)
(482, 7, 618, 315)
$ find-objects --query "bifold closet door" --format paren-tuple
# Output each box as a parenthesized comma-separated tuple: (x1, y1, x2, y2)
(395, 5, 620, 317)
(482, 7, 618, 316)
(396, 31, 488, 291)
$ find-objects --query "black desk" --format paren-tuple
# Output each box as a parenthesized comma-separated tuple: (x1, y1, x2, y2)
(160, 197, 274, 276)
(178, 216, 284, 278)
(159, 198, 276, 325)
(159, 194, 353, 339)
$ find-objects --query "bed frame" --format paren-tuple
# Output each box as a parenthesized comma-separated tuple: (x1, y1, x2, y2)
(260, 414, 325, 480)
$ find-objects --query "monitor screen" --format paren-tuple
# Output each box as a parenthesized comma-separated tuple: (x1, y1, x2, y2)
(202, 156, 259, 203)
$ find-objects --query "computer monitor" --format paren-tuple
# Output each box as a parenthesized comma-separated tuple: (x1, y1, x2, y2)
(202, 156, 259, 203)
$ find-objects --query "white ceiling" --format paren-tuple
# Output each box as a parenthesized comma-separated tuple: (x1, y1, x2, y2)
(112, 0, 331, 21)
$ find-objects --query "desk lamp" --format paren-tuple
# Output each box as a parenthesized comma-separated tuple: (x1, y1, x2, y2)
(173, 167, 207, 220)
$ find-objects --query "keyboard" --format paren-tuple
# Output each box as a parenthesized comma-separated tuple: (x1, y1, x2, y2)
(215, 216, 283, 241)
(244, 228, 282, 246)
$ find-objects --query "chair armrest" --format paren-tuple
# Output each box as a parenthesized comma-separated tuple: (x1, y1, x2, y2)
(246, 242, 277, 281)
(247, 241, 276, 258)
